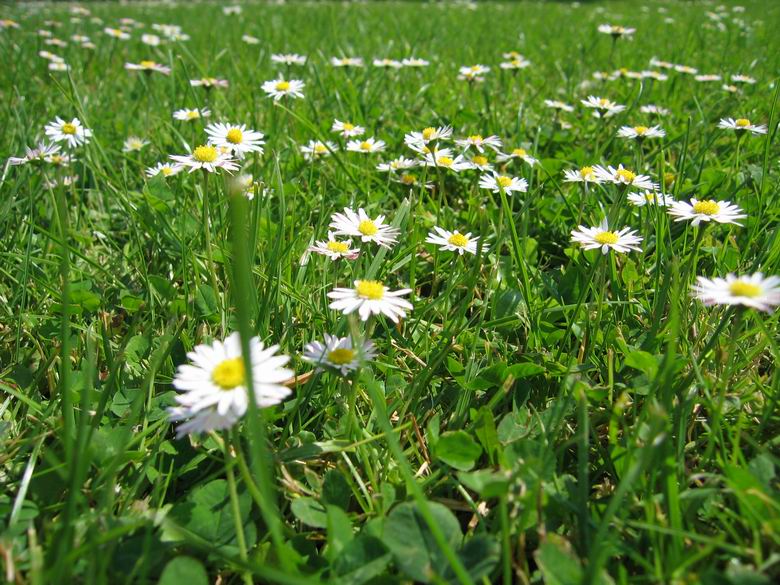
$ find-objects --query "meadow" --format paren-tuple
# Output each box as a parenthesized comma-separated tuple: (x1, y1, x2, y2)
(1, 0, 779, 583)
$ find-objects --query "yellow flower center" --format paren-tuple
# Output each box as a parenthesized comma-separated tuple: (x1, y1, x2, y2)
(692, 200, 720, 215)
(616, 168, 636, 182)
(448, 233, 469, 247)
(468, 134, 483, 143)
(511, 59, 522, 66)
(437, 156, 453, 167)
(61, 123, 77, 135)
(327, 348, 355, 365)
(186, 110, 200, 120)
(580, 166, 594, 179)
(735, 118, 751, 127)
(512, 148, 527, 157)
(355, 280, 384, 300)
(358, 219, 378, 236)
(193, 145, 218, 163)
(594, 231, 619, 245)
(422, 127, 435, 140)
(212, 357, 246, 390)
(497, 175, 513, 188)
(313, 144, 327, 154)
(225, 128, 243, 144)
(326, 241, 350, 253)
(275, 80, 290, 91)
(470, 65, 480, 72)
(140, 60, 156, 68)
(598, 98, 609, 107)
(729, 281, 762, 298)
(342, 122, 354, 131)
(161, 166, 173, 176)
(400, 174, 416, 185)
(472, 155, 488, 166)
(634, 126, 648, 135)
(663, 172, 675, 186)
(360, 141, 372, 151)
(645, 192, 656, 201)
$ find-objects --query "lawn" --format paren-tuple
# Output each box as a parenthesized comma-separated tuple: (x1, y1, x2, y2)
(1, 0, 779, 583)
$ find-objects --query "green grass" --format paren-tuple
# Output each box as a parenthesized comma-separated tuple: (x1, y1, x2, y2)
(1, 1, 779, 583)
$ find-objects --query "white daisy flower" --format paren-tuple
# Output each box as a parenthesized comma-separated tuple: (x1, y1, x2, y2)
(422, 151, 471, 172)
(332, 119, 365, 138)
(458, 64, 490, 82)
(496, 147, 538, 166)
(394, 173, 433, 190)
(223, 6, 242, 16)
(639, 105, 670, 116)
(328, 280, 412, 323)
(667, 198, 746, 226)
(301, 140, 337, 161)
(169, 332, 292, 438)
(467, 154, 493, 172)
(563, 166, 603, 184)
(376, 157, 417, 172)
(717, 118, 767, 135)
(570, 219, 643, 254)
(426, 227, 487, 255)
(404, 125, 452, 148)
(373, 58, 403, 69)
(44, 117, 92, 148)
(302, 334, 376, 376)
(331, 57, 364, 68)
(544, 99, 575, 112)
(271, 53, 307, 65)
(642, 70, 668, 81)
(44, 151, 76, 167)
(617, 125, 666, 140)
(627, 191, 675, 207)
(242, 34, 260, 45)
(650, 58, 676, 70)
(581, 96, 627, 118)
(455, 134, 502, 153)
(125, 60, 171, 75)
(731, 74, 756, 84)
(49, 62, 70, 72)
(104, 27, 130, 40)
(190, 77, 229, 89)
(39, 50, 64, 62)
(346, 137, 386, 154)
(261, 78, 305, 100)
(205, 122, 265, 159)
(500, 57, 531, 70)
(674, 64, 698, 75)
(692, 273, 780, 312)
(722, 84, 739, 94)
(141, 33, 161, 46)
(479, 173, 528, 195)
(307, 231, 360, 260)
(169, 145, 239, 174)
(146, 162, 182, 178)
(122, 136, 149, 152)
(329, 208, 399, 248)
(593, 164, 658, 190)
(598, 24, 636, 37)
(7, 142, 61, 166)
(401, 57, 429, 67)
(695, 74, 722, 82)
(173, 108, 211, 122)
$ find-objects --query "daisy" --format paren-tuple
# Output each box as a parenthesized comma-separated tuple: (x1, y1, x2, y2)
(39, 50, 64, 63)
(675, 64, 698, 75)
(617, 125, 666, 140)
(301, 140, 337, 161)
(500, 57, 531, 70)
(627, 191, 675, 207)
(104, 27, 130, 40)
(593, 164, 658, 190)
(328, 280, 412, 322)
(722, 84, 739, 94)
(695, 74, 722, 82)
(479, 173, 528, 195)
(563, 166, 601, 185)
(692, 273, 780, 312)
(125, 60, 171, 75)
(394, 173, 433, 189)
(302, 335, 376, 376)
(667, 198, 746, 226)
(426, 227, 487, 255)
(346, 137, 386, 154)
(44, 117, 92, 148)
(717, 118, 767, 135)
(169, 332, 292, 437)
(497, 147, 538, 166)
(141, 33, 161, 46)
(422, 151, 471, 172)
(544, 99, 575, 112)
(598, 24, 636, 37)
(331, 57, 364, 67)
(571, 219, 643, 254)
(332, 119, 365, 138)
(373, 58, 403, 69)
(271, 53, 307, 65)
(642, 70, 669, 81)
(405, 125, 452, 147)
(48, 62, 70, 72)
(173, 108, 211, 122)
(330, 208, 399, 248)
(455, 134, 502, 153)
(242, 34, 260, 45)
(45, 152, 76, 167)
(458, 64, 490, 82)
(376, 157, 417, 172)
(7, 142, 61, 166)
(169, 145, 239, 174)
(0, 19, 21, 29)
(581, 96, 626, 118)
(402, 57, 430, 67)
(261, 78, 305, 100)
(146, 162, 182, 178)
(731, 74, 756, 84)
(190, 77, 229, 89)
(640, 104, 670, 116)
(122, 136, 149, 152)
(308, 231, 360, 260)
(467, 154, 493, 172)
(205, 122, 265, 158)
